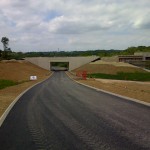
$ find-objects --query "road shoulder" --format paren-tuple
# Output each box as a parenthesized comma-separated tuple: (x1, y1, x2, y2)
(66, 72, 150, 106)
(0, 73, 53, 126)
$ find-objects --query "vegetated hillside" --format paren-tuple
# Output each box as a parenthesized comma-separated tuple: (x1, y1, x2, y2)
(0, 60, 50, 82)
(122, 46, 150, 55)
(24, 46, 150, 57)
(72, 63, 146, 75)
(23, 46, 150, 57)
(1, 46, 149, 59)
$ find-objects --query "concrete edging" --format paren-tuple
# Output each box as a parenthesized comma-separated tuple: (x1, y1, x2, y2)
(66, 72, 150, 107)
(0, 73, 54, 127)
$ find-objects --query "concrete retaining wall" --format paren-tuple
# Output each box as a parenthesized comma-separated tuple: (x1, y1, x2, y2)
(25, 56, 99, 71)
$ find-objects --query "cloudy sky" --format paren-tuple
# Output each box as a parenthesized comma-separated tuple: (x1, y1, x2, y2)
(0, 0, 150, 52)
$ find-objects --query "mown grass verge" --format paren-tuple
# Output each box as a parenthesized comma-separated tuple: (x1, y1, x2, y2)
(0, 80, 18, 89)
(88, 72, 150, 81)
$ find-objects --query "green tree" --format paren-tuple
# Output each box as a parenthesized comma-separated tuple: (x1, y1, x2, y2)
(1, 37, 12, 59)
(0, 49, 2, 59)
(1, 37, 9, 51)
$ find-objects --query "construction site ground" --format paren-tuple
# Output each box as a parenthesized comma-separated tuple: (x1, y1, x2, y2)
(82, 78, 149, 103)
(73, 60, 146, 74)
(70, 61, 150, 104)
(0, 60, 149, 117)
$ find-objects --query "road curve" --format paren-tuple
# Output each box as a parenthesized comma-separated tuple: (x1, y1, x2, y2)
(0, 72, 150, 150)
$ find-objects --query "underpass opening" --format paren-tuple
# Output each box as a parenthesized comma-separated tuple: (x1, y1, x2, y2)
(50, 62, 69, 71)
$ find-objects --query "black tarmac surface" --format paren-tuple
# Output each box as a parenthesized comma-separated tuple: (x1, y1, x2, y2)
(0, 72, 150, 150)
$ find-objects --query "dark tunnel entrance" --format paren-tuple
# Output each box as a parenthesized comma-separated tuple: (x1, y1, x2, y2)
(50, 62, 69, 71)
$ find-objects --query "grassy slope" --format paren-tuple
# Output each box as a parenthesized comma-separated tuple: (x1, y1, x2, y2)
(0, 60, 50, 89)
(0, 60, 49, 81)
(73, 62, 150, 81)
(73, 63, 146, 74)
(0, 80, 17, 89)
(88, 72, 150, 81)
(0, 60, 50, 116)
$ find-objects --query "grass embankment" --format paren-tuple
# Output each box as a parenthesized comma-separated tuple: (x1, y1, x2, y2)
(0, 80, 18, 89)
(88, 72, 150, 81)
(0, 60, 51, 117)
(0, 79, 28, 90)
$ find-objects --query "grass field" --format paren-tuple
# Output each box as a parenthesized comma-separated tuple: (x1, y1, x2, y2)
(0, 79, 18, 89)
(88, 72, 150, 81)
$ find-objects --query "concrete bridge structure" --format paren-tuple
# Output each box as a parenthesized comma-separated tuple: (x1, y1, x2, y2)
(25, 56, 99, 71)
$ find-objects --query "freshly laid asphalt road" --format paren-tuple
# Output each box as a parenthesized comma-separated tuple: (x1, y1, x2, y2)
(0, 72, 150, 150)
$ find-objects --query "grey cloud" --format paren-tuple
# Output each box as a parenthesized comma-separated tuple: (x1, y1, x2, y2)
(11, 0, 30, 8)
(141, 21, 150, 29)
(134, 17, 150, 29)
(0, 0, 150, 51)
(53, 21, 113, 34)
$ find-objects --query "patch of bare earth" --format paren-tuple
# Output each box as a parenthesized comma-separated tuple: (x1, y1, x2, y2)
(68, 62, 150, 103)
(0, 60, 50, 117)
(79, 79, 150, 103)
(73, 63, 146, 74)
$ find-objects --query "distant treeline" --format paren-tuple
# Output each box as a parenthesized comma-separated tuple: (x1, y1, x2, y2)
(0, 46, 150, 60)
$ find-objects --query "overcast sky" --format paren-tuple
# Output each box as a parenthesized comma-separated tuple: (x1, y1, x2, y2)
(0, 0, 150, 52)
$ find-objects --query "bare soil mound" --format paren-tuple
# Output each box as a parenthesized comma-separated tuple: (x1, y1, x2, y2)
(90, 60, 137, 67)
(0, 60, 49, 82)
(73, 63, 146, 74)
(70, 62, 149, 103)
(0, 60, 50, 117)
